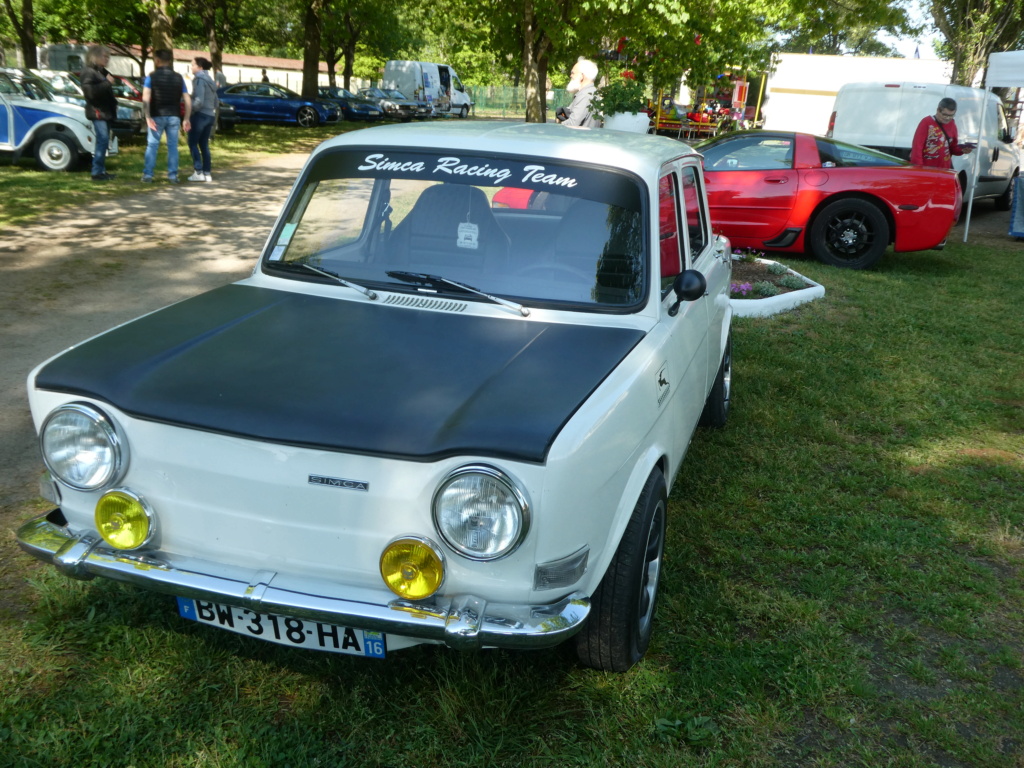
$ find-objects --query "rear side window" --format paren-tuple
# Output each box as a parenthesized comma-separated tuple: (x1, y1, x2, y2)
(815, 138, 906, 167)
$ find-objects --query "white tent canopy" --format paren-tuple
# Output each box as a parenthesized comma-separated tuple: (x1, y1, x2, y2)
(962, 50, 1023, 240)
(987, 51, 1024, 88)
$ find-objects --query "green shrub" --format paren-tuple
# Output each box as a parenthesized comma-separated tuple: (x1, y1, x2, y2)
(753, 280, 779, 297)
(779, 274, 808, 290)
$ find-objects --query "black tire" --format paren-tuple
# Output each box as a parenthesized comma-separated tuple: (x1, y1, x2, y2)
(297, 106, 319, 128)
(808, 198, 889, 269)
(995, 172, 1017, 211)
(459, 105, 469, 119)
(700, 332, 732, 428)
(34, 130, 80, 172)
(577, 469, 667, 672)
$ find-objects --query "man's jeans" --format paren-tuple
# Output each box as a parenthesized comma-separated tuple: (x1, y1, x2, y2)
(91, 119, 110, 177)
(143, 116, 181, 180)
(188, 112, 215, 174)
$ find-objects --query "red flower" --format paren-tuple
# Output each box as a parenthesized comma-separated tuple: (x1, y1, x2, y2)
(621, 70, 636, 80)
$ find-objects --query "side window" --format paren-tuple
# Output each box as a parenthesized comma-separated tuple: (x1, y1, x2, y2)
(680, 166, 708, 255)
(702, 136, 793, 170)
(658, 173, 682, 289)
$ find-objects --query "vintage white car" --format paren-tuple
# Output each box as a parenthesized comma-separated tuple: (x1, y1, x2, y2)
(17, 122, 732, 671)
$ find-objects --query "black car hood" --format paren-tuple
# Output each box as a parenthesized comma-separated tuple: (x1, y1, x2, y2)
(35, 285, 645, 463)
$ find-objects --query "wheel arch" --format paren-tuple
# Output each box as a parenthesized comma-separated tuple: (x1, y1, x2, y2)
(581, 448, 670, 598)
(806, 192, 896, 249)
(24, 118, 92, 155)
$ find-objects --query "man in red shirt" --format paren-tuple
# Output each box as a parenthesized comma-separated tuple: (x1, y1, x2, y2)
(911, 97, 974, 168)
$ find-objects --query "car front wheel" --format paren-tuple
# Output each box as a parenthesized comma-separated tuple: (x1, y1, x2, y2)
(297, 106, 320, 128)
(577, 468, 667, 672)
(459, 105, 469, 119)
(34, 130, 79, 172)
(995, 171, 1017, 211)
(808, 198, 889, 269)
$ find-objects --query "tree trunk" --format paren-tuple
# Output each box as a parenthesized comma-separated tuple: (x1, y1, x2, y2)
(342, 41, 356, 90)
(300, 0, 322, 100)
(324, 46, 339, 88)
(145, 0, 174, 50)
(202, 7, 223, 75)
(3, 0, 37, 68)
(521, 0, 544, 122)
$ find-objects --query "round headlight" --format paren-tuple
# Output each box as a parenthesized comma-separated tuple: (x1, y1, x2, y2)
(380, 537, 445, 599)
(95, 489, 154, 549)
(432, 466, 529, 561)
(41, 403, 126, 490)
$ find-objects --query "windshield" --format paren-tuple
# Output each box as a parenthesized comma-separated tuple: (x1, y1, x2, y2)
(264, 149, 647, 309)
(40, 73, 82, 96)
(384, 89, 408, 99)
(17, 76, 53, 100)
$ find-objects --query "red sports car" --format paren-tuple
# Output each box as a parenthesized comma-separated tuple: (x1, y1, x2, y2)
(696, 131, 961, 269)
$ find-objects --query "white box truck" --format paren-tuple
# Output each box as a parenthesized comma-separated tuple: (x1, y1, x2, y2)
(828, 81, 1020, 208)
(383, 60, 473, 118)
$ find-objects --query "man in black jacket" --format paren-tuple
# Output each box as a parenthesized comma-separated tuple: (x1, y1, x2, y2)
(141, 48, 192, 183)
(80, 45, 119, 181)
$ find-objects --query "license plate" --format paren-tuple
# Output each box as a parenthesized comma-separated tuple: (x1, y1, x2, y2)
(176, 597, 385, 658)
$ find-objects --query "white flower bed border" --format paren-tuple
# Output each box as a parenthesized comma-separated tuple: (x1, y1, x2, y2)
(730, 257, 826, 318)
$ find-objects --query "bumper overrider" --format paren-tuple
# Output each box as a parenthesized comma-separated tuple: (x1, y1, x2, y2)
(17, 510, 590, 651)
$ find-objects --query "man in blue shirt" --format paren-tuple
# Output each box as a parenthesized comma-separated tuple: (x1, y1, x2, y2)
(141, 48, 192, 183)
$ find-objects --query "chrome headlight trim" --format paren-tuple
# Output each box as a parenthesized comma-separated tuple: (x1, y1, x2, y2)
(40, 402, 127, 491)
(432, 464, 530, 562)
(95, 487, 157, 550)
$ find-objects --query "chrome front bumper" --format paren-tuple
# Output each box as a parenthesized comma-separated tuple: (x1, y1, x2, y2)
(16, 510, 590, 651)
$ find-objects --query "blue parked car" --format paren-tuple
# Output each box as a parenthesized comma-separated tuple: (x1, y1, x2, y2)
(217, 82, 340, 127)
(316, 86, 382, 121)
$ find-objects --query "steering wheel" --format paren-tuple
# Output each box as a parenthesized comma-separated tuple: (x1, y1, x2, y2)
(516, 262, 591, 282)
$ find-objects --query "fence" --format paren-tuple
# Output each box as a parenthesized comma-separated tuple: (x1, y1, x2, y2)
(466, 86, 573, 120)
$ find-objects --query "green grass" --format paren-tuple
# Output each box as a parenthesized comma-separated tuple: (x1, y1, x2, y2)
(0, 122, 365, 229)
(2, 155, 1023, 765)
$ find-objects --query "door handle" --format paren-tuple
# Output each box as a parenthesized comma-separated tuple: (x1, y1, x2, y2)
(764, 177, 789, 184)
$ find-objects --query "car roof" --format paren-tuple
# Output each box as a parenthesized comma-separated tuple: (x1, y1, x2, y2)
(313, 121, 698, 176)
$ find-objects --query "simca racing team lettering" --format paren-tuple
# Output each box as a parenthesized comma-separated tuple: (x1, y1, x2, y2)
(357, 154, 579, 188)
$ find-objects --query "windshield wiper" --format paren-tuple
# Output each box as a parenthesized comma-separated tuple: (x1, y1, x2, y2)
(271, 261, 377, 300)
(386, 271, 529, 317)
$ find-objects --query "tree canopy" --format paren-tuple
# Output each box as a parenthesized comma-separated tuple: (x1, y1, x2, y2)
(8, 0, 986, 122)
(927, 0, 1024, 84)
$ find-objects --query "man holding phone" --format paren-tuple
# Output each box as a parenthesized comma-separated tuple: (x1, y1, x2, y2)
(911, 97, 974, 169)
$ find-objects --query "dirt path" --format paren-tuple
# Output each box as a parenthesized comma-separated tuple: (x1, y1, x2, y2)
(0, 153, 307, 513)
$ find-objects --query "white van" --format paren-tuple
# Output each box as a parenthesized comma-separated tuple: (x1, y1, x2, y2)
(828, 81, 1019, 208)
(383, 60, 473, 118)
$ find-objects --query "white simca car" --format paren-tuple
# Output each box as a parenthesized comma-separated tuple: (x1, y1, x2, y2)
(17, 122, 732, 671)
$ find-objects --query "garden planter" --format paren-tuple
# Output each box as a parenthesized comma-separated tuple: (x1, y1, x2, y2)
(730, 258, 825, 318)
(603, 112, 652, 133)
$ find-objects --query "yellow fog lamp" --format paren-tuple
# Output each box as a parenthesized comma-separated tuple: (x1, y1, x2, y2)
(380, 536, 445, 600)
(95, 489, 155, 550)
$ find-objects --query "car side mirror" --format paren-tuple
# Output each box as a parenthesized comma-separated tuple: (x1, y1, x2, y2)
(668, 269, 707, 317)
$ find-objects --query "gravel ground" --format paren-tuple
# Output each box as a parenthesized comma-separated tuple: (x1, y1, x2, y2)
(0, 165, 1015, 524)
